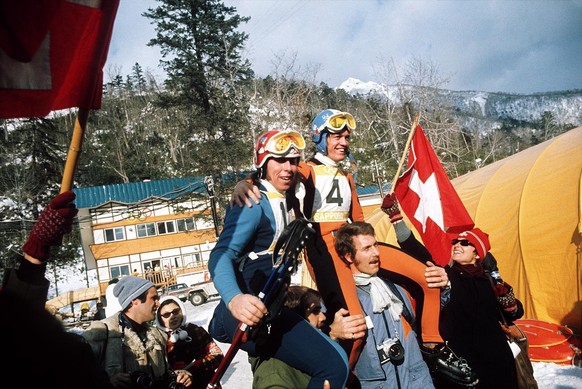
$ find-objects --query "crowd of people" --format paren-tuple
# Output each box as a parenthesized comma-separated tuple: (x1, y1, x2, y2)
(0, 108, 537, 389)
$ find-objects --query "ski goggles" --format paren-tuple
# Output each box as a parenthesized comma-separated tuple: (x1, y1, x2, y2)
(451, 239, 474, 247)
(324, 112, 356, 133)
(263, 130, 306, 156)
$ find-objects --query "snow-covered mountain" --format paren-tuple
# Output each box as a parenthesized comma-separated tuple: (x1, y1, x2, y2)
(338, 78, 582, 127)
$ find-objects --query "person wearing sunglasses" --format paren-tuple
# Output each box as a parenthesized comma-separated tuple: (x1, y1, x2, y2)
(155, 296, 224, 389)
(208, 129, 349, 389)
(230, 109, 468, 387)
(83, 275, 193, 388)
(384, 195, 524, 388)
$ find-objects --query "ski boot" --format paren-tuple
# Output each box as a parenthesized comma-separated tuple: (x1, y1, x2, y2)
(421, 343, 478, 387)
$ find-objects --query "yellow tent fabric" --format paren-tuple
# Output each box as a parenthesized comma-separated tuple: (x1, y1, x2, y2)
(367, 126, 582, 330)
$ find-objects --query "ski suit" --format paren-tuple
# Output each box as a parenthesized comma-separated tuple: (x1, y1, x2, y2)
(296, 152, 444, 370)
(208, 179, 349, 389)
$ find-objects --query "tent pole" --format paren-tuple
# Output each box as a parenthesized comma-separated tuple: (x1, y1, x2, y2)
(60, 108, 89, 192)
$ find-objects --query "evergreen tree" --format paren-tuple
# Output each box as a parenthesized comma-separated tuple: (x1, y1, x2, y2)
(0, 117, 80, 276)
(143, 0, 255, 196)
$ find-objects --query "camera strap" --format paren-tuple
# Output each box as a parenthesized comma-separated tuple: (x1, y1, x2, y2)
(360, 300, 403, 389)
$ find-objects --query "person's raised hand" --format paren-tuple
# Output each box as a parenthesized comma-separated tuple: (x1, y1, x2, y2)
(328, 308, 367, 341)
(227, 293, 267, 326)
(229, 181, 261, 208)
(22, 191, 78, 263)
(381, 193, 403, 223)
(494, 281, 518, 312)
(425, 261, 449, 288)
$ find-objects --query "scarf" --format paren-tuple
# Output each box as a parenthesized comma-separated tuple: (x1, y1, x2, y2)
(451, 261, 484, 277)
(354, 273, 403, 321)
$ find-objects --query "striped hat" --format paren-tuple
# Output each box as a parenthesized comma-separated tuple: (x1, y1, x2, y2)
(456, 228, 491, 260)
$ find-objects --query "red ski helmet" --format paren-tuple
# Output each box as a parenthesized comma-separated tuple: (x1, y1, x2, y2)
(254, 129, 305, 168)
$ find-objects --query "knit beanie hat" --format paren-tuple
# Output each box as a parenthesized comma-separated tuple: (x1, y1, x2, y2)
(455, 228, 491, 260)
(113, 276, 154, 310)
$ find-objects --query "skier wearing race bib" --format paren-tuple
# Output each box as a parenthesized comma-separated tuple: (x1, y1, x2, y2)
(231, 110, 475, 387)
(209, 129, 349, 389)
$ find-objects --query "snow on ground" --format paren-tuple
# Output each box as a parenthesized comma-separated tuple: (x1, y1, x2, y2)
(186, 299, 582, 389)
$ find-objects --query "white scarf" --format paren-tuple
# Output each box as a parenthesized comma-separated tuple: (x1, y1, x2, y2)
(354, 273, 403, 321)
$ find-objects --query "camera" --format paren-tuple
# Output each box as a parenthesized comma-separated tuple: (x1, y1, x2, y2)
(167, 381, 185, 389)
(376, 337, 405, 365)
(131, 372, 153, 389)
(166, 371, 185, 389)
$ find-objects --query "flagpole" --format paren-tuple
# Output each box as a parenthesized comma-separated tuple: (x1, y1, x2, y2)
(389, 113, 421, 194)
(60, 108, 89, 193)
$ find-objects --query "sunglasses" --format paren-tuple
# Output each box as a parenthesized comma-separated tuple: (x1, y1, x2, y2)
(325, 112, 356, 132)
(264, 130, 306, 156)
(160, 308, 181, 319)
(451, 238, 474, 247)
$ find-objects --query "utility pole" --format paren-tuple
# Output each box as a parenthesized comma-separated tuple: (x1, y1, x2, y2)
(204, 176, 220, 237)
(373, 160, 385, 198)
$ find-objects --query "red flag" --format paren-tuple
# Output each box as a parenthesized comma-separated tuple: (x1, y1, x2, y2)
(0, 0, 120, 119)
(394, 125, 474, 266)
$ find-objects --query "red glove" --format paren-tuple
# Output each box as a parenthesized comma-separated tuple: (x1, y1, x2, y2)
(381, 193, 403, 223)
(22, 191, 78, 262)
(493, 281, 517, 312)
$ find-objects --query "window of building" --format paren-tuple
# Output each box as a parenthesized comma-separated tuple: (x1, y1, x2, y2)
(177, 217, 195, 232)
(157, 220, 176, 235)
(105, 227, 125, 242)
(137, 223, 156, 238)
(110, 265, 130, 279)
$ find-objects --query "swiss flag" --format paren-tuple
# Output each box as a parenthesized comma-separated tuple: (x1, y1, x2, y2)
(0, 0, 119, 119)
(394, 125, 474, 266)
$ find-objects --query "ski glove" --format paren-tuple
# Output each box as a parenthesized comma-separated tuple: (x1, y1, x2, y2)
(493, 281, 517, 312)
(381, 193, 403, 223)
(22, 191, 78, 261)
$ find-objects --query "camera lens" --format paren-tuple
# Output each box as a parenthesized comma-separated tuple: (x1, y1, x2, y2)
(388, 341, 405, 365)
(168, 381, 185, 389)
(131, 372, 153, 389)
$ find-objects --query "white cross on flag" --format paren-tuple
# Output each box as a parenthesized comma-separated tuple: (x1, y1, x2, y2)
(394, 124, 474, 266)
(0, 0, 119, 119)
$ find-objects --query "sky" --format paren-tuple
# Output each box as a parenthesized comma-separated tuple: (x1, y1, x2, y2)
(106, 0, 582, 95)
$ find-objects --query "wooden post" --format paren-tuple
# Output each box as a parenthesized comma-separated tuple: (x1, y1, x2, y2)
(389, 113, 420, 194)
(60, 108, 89, 192)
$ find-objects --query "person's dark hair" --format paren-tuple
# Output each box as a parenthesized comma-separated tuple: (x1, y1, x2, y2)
(334, 222, 376, 266)
(285, 285, 322, 319)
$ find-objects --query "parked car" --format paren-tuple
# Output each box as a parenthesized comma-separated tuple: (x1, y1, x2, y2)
(160, 282, 191, 302)
(160, 280, 220, 306)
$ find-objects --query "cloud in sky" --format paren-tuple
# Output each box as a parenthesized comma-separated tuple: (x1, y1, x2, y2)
(107, 0, 582, 94)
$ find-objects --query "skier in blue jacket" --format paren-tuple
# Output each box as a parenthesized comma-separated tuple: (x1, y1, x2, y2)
(208, 129, 349, 389)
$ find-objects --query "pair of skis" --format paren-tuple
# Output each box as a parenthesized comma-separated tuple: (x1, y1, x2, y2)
(207, 218, 315, 389)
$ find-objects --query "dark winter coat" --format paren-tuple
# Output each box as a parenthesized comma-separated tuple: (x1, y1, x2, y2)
(1, 257, 113, 389)
(398, 234, 522, 388)
(164, 322, 223, 389)
(440, 265, 521, 388)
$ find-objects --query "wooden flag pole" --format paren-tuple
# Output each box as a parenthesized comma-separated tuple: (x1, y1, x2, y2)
(60, 107, 89, 193)
(389, 112, 420, 194)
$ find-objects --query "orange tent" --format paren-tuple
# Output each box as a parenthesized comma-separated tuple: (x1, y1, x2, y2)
(367, 126, 582, 331)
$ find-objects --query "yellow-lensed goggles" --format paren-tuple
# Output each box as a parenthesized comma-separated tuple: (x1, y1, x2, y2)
(265, 130, 306, 155)
(326, 112, 356, 132)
